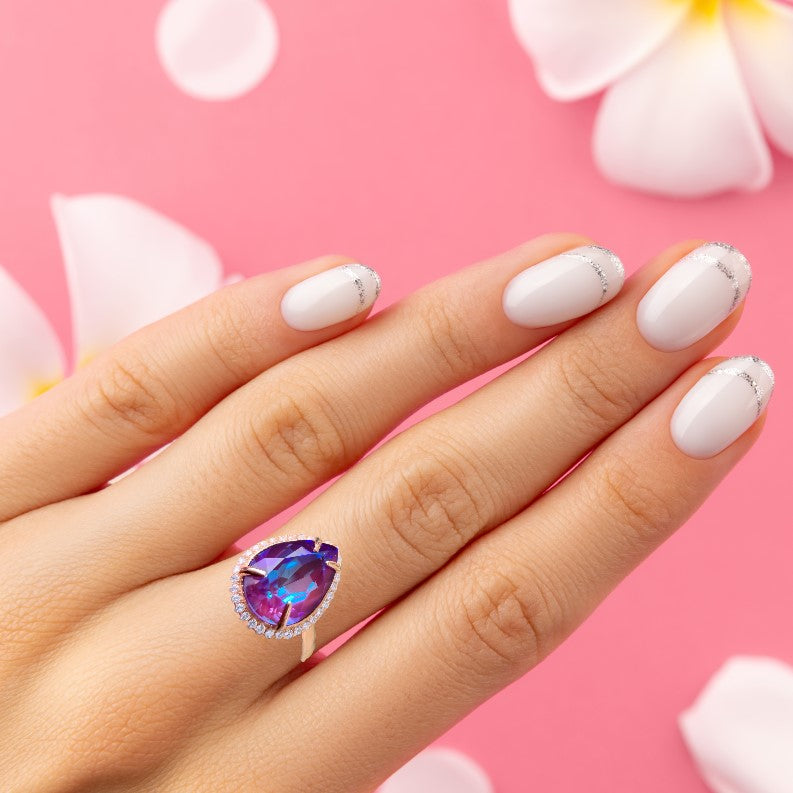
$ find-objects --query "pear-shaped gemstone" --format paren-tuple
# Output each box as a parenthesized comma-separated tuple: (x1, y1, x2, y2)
(242, 540, 338, 627)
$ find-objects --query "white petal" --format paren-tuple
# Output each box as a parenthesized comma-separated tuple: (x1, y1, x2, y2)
(726, 0, 793, 156)
(51, 193, 223, 360)
(680, 657, 793, 793)
(379, 748, 493, 793)
(507, 0, 688, 100)
(0, 266, 65, 416)
(593, 11, 772, 197)
(156, 0, 278, 101)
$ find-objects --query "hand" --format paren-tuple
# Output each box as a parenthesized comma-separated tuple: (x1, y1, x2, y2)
(0, 236, 770, 792)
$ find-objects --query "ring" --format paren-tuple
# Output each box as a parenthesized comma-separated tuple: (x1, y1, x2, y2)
(229, 535, 341, 662)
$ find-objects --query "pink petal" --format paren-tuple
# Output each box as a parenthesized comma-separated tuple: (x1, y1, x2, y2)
(593, 11, 772, 197)
(379, 749, 493, 793)
(51, 193, 223, 362)
(726, 0, 793, 156)
(156, 0, 278, 101)
(508, 0, 688, 100)
(0, 266, 65, 416)
(680, 657, 793, 793)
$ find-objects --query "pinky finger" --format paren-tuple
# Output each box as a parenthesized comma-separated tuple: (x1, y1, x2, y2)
(214, 355, 772, 793)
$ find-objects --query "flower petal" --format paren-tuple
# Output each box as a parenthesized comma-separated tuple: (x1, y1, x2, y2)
(51, 193, 223, 361)
(379, 748, 493, 793)
(726, 0, 793, 156)
(156, 0, 278, 101)
(507, 0, 689, 100)
(680, 656, 793, 793)
(0, 266, 65, 416)
(593, 10, 772, 197)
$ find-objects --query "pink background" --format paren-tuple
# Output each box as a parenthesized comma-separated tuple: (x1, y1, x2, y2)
(1, 2, 791, 790)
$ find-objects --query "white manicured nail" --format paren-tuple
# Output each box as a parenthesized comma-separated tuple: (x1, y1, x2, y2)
(671, 356, 774, 459)
(502, 245, 625, 328)
(637, 243, 751, 352)
(281, 264, 382, 331)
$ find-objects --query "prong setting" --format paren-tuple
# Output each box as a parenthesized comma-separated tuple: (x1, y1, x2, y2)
(229, 534, 341, 640)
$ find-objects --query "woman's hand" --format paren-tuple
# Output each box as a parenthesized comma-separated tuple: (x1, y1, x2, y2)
(0, 235, 770, 792)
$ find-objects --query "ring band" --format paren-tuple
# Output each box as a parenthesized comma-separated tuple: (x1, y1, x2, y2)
(229, 535, 341, 662)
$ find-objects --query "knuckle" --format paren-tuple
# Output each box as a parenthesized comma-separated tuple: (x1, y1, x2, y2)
(376, 440, 493, 568)
(600, 454, 676, 544)
(83, 350, 179, 439)
(554, 339, 640, 430)
(198, 292, 264, 381)
(451, 562, 562, 676)
(418, 297, 489, 380)
(241, 378, 350, 484)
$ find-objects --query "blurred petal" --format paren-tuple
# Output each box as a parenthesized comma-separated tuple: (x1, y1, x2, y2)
(680, 657, 793, 793)
(52, 193, 223, 360)
(726, 0, 793, 156)
(507, 0, 689, 100)
(156, 0, 278, 101)
(0, 266, 65, 416)
(593, 10, 772, 197)
(379, 748, 493, 793)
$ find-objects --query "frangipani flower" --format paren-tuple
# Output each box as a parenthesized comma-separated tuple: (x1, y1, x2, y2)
(680, 656, 793, 793)
(156, 0, 279, 101)
(379, 748, 493, 793)
(508, 0, 793, 197)
(0, 194, 223, 417)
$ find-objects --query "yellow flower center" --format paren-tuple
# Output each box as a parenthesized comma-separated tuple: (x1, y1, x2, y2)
(689, 0, 721, 19)
(28, 375, 62, 400)
(684, 0, 775, 22)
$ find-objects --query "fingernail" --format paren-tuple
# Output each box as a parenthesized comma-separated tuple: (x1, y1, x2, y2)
(637, 243, 751, 352)
(671, 356, 774, 459)
(281, 264, 382, 331)
(502, 245, 625, 328)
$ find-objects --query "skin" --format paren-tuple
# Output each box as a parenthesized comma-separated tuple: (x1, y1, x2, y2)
(0, 234, 764, 793)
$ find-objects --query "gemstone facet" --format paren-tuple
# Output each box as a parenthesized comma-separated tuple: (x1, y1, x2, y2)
(241, 540, 338, 627)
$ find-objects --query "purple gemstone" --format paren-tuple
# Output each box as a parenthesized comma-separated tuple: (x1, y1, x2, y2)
(242, 540, 338, 627)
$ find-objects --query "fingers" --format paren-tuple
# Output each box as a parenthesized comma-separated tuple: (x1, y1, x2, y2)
(91, 239, 750, 695)
(0, 257, 381, 522)
(233, 355, 772, 793)
(68, 234, 597, 576)
(203, 239, 746, 681)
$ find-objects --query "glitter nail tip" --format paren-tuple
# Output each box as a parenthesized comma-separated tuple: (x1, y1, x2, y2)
(637, 243, 751, 352)
(502, 245, 624, 329)
(281, 264, 381, 332)
(671, 356, 774, 459)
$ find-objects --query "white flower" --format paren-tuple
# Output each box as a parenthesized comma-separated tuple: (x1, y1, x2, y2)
(0, 194, 223, 417)
(379, 748, 493, 793)
(680, 656, 793, 793)
(508, 0, 793, 197)
(156, 0, 279, 101)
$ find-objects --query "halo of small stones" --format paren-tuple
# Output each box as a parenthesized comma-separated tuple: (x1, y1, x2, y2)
(228, 534, 341, 640)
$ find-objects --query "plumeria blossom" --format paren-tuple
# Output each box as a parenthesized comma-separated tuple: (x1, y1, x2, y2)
(156, 0, 279, 101)
(0, 194, 223, 417)
(508, 0, 793, 197)
(379, 748, 493, 793)
(680, 657, 793, 793)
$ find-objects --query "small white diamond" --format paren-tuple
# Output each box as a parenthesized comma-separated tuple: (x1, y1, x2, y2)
(240, 611, 250, 621)
(247, 619, 257, 630)
(265, 629, 275, 638)
(235, 604, 245, 613)
(309, 614, 318, 623)
(275, 631, 284, 639)
(284, 630, 294, 638)
(255, 624, 265, 635)
(231, 595, 242, 604)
